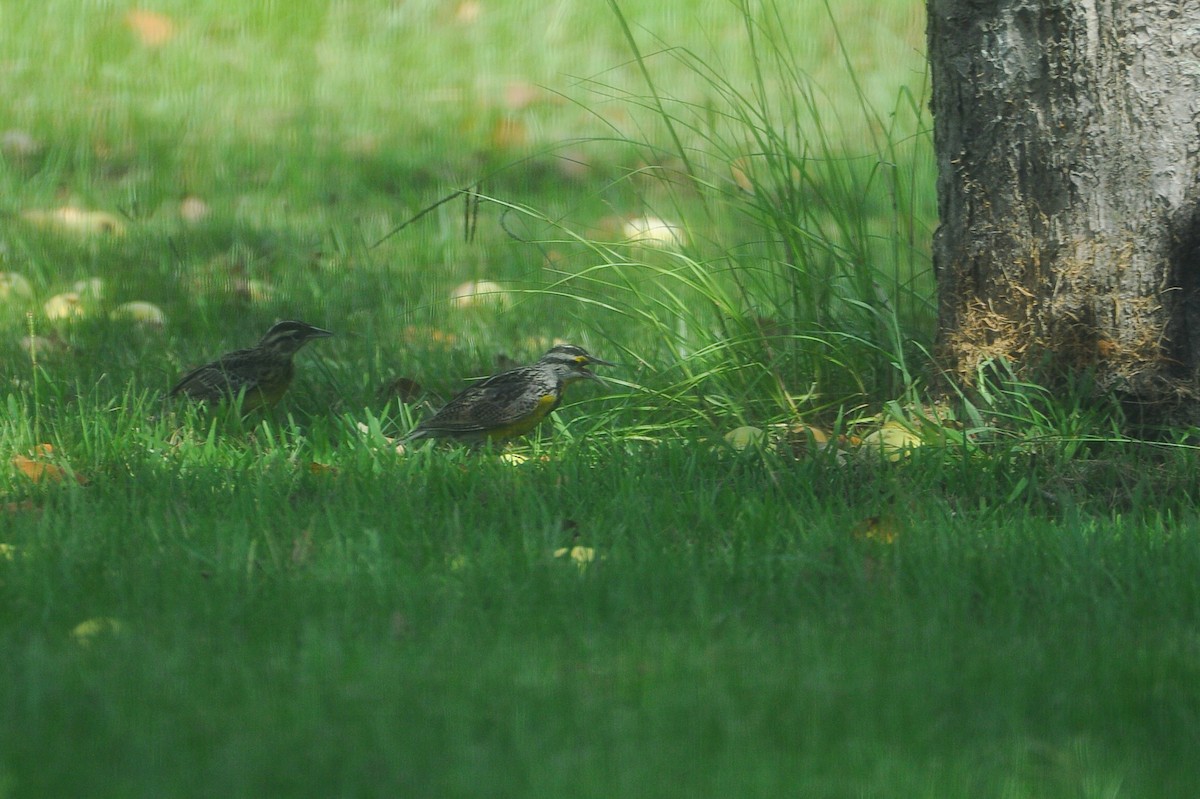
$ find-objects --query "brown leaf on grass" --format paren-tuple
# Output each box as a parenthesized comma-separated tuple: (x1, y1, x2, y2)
(489, 117, 528, 150)
(231, 278, 274, 303)
(401, 325, 458, 346)
(455, 0, 482, 23)
(12, 455, 66, 484)
(786, 423, 830, 445)
(504, 81, 539, 111)
(731, 157, 755, 194)
(2, 500, 40, 515)
(125, 9, 177, 46)
(307, 462, 337, 476)
(1094, 337, 1119, 358)
(503, 81, 549, 111)
(11, 444, 87, 484)
(542, 249, 568, 269)
(780, 423, 845, 463)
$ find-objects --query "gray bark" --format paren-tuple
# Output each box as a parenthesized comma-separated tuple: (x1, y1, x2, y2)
(927, 0, 1200, 406)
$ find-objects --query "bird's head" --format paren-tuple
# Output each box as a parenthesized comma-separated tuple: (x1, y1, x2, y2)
(537, 344, 615, 385)
(258, 320, 334, 355)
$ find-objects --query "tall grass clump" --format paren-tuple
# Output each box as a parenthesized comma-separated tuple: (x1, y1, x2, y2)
(525, 0, 936, 432)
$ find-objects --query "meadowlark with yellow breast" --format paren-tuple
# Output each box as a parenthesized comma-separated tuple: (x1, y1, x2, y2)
(405, 344, 614, 443)
(170, 320, 332, 412)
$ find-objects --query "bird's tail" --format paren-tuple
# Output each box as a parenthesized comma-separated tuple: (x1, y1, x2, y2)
(401, 427, 428, 443)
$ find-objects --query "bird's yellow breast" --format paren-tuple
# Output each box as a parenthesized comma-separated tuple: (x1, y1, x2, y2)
(248, 381, 291, 410)
(484, 392, 559, 440)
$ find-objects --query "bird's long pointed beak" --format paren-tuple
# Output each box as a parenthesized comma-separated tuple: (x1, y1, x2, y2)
(309, 326, 334, 338)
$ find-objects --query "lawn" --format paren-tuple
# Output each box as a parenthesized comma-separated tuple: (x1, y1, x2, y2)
(2, 2, 1197, 797)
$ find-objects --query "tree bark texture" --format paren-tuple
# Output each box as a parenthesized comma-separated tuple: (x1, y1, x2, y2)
(927, 1, 1200, 404)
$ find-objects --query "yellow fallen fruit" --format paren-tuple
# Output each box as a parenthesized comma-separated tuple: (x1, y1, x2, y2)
(851, 515, 899, 544)
(553, 545, 598, 571)
(43, 292, 84, 320)
(724, 425, 767, 451)
(71, 617, 123, 645)
(623, 215, 688, 249)
(450, 279, 508, 309)
(111, 301, 166, 327)
(859, 422, 923, 462)
(179, 196, 211, 223)
(22, 206, 126, 236)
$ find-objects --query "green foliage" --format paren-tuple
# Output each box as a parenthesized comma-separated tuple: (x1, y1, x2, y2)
(0, 1, 1192, 796)
(500, 0, 938, 430)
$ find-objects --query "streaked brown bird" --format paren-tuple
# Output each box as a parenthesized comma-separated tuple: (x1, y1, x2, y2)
(170, 320, 332, 412)
(405, 344, 614, 443)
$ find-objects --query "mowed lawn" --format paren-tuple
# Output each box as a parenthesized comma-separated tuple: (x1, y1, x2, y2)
(5, 441, 1200, 797)
(2, 2, 1198, 797)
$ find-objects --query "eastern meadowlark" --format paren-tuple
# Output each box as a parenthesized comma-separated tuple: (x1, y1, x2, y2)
(405, 344, 614, 443)
(170, 320, 333, 412)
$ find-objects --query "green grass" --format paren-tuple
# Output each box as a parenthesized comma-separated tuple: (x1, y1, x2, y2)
(3, 428, 1200, 797)
(1, 1, 1197, 796)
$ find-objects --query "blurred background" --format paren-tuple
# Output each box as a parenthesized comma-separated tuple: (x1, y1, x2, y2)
(1, 0, 932, 431)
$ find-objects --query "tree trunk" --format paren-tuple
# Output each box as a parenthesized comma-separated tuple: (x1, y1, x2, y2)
(927, 0, 1200, 412)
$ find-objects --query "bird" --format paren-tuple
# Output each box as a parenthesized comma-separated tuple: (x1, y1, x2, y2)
(169, 320, 333, 412)
(405, 344, 614, 443)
